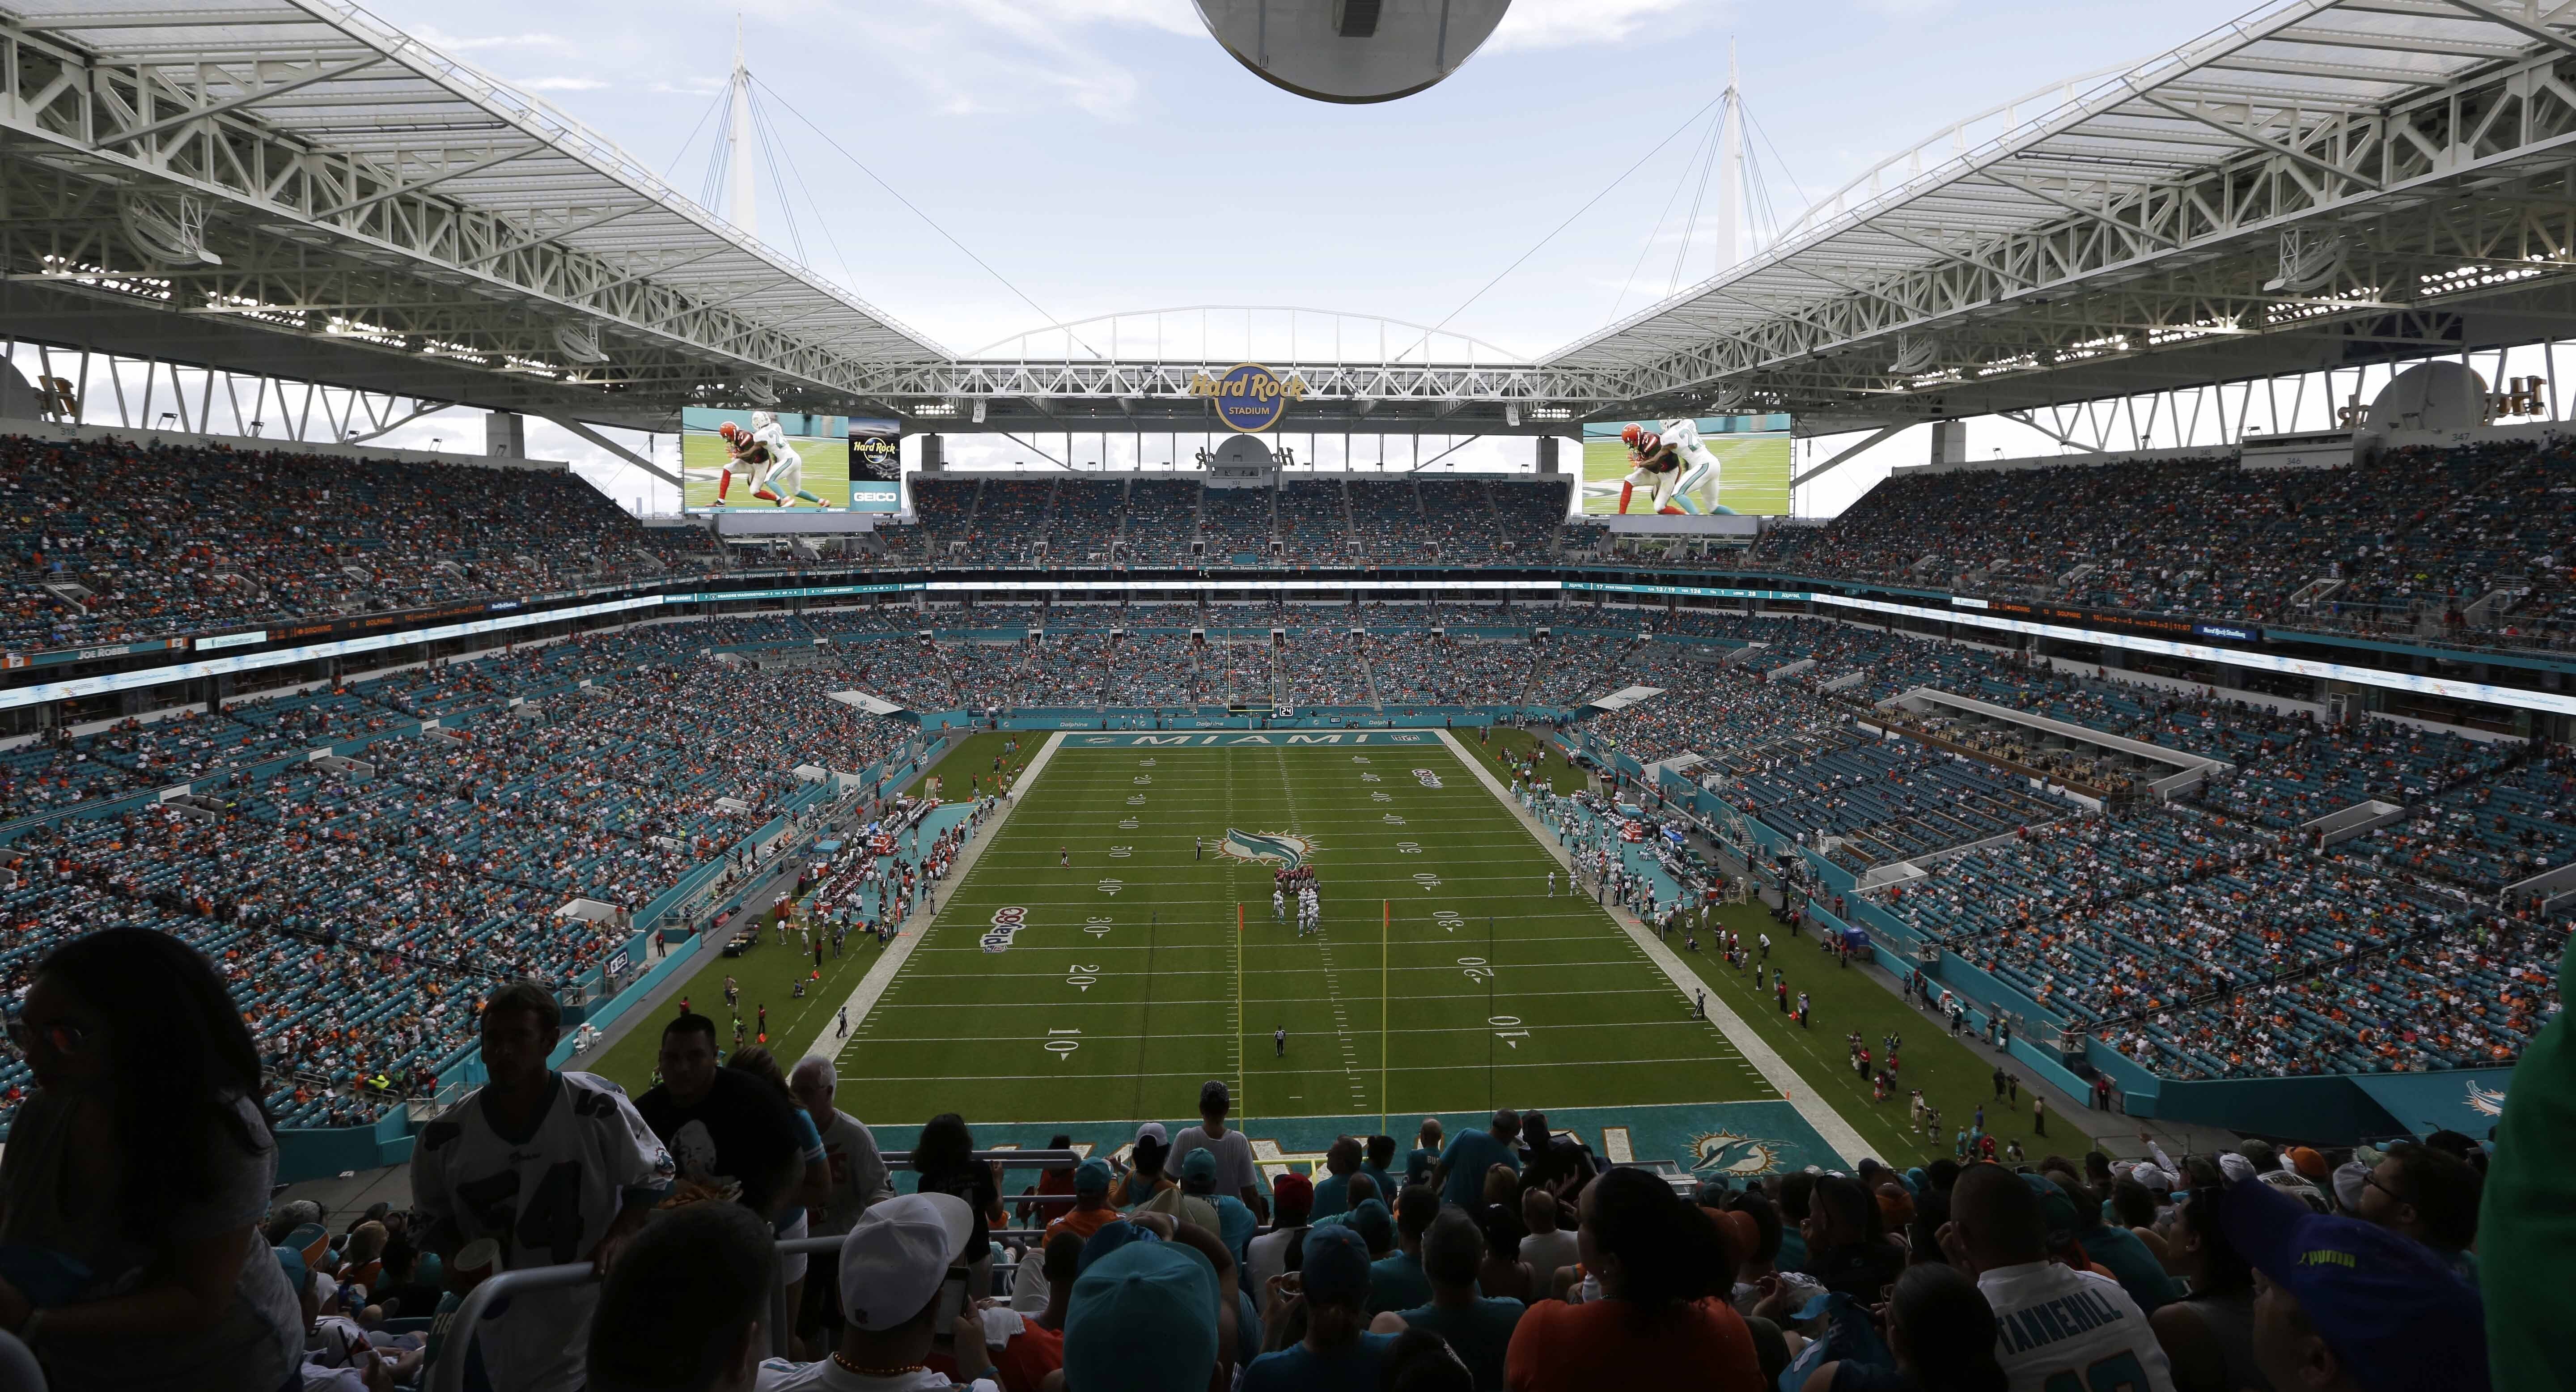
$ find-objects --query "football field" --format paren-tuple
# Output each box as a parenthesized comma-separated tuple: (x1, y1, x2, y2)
(829, 732, 1780, 1129)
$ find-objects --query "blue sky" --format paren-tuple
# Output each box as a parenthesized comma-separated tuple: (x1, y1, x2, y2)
(358, 0, 2276, 506)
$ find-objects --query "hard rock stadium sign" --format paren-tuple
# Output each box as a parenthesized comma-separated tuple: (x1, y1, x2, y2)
(1188, 364, 1308, 433)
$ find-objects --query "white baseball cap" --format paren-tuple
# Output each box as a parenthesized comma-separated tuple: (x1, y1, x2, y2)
(839, 1192, 974, 1331)
(1134, 1121, 1168, 1146)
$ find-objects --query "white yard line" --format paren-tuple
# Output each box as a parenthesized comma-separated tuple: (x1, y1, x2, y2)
(809, 731, 1067, 1067)
(1434, 729, 1872, 1166)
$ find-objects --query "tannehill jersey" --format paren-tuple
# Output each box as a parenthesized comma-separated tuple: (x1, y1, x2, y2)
(411, 1070, 674, 1392)
(1977, 1260, 2178, 1392)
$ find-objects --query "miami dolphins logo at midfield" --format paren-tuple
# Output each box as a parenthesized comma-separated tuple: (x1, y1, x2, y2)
(1689, 1131, 1787, 1177)
(1219, 829, 1314, 870)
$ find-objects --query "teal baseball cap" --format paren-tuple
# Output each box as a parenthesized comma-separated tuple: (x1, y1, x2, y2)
(1063, 1240, 1217, 1392)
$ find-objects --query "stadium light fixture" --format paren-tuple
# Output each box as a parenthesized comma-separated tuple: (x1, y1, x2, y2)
(1528, 406, 1574, 421)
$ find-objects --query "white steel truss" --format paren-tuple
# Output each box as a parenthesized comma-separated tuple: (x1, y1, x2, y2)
(1544, 0, 2576, 428)
(6, 0, 2576, 438)
(0, 0, 944, 430)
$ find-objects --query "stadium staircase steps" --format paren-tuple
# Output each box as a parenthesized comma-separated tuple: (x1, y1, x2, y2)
(1357, 641, 1385, 708)
(2288, 577, 2344, 610)
(1189, 480, 1208, 556)
(1338, 479, 1363, 556)
(1112, 477, 1133, 559)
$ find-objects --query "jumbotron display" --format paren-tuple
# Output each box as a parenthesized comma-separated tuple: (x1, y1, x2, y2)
(1580, 413, 1793, 516)
(680, 408, 898, 513)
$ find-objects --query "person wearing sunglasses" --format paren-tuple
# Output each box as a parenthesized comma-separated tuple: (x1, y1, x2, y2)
(0, 927, 305, 1391)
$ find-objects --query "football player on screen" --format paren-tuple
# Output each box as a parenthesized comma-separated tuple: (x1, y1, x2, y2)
(1616, 420, 1737, 515)
(716, 414, 829, 508)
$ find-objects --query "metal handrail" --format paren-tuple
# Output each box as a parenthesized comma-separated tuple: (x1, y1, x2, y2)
(429, 1154, 1115, 1392)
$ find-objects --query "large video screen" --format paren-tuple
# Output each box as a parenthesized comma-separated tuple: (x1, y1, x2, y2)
(1580, 413, 1792, 517)
(682, 408, 892, 514)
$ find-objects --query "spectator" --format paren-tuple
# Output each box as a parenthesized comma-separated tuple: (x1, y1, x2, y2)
(1407, 1119, 1446, 1186)
(1383, 1325, 1477, 1392)
(1048, 1159, 1121, 1245)
(1516, 1187, 1580, 1290)
(1804, 1174, 1907, 1303)
(587, 1201, 776, 1392)
(788, 1057, 891, 1236)
(757, 1191, 999, 1392)
(1364, 1136, 1402, 1203)
(1775, 1173, 1817, 1274)
(2482, 926, 2572, 1391)
(1311, 1137, 1364, 1220)
(1062, 1226, 1226, 1392)
(1433, 1110, 1524, 1210)
(282, 1247, 397, 1392)
(636, 1014, 807, 1223)
(1178, 1148, 1258, 1267)
(1373, 1208, 1525, 1391)
(0, 929, 305, 1391)
(1725, 1192, 1819, 1317)
(1113, 1123, 1175, 1208)
(1369, 1187, 1440, 1314)
(724, 1048, 831, 1354)
(408, 980, 671, 1392)
(909, 1114, 1007, 1298)
(2219, 1167, 2487, 1392)
(1248, 1225, 1393, 1390)
(1504, 1166, 1763, 1391)
(1801, 1262, 2008, 1392)
(786, 1056, 889, 1355)
(2146, 1190, 2267, 1392)
(2049, 1175, 2178, 1314)
(1172, 1081, 1266, 1219)
(1943, 1163, 2176, 1392)
(1516, 1113, 1595, 1201)
(1247, 1174, 1313, 1314)
(2351, 1142, 2482, 1282)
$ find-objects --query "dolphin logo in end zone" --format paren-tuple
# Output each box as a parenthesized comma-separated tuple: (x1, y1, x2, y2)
(2466, 1081, 2507, 1118)
(1689, 1131, 1785, 1177)
(1220, 829, 1313, 870)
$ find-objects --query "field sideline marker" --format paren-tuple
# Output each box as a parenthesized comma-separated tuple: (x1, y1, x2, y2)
(806, 730, 1068, 1066)
(1432, 727, 1871, 1165)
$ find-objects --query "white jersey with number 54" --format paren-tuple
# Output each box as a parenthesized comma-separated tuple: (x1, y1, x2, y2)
(411, 1071, 674, 1392)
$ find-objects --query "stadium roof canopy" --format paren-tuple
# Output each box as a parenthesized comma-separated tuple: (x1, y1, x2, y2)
(7, 0, 2576, 440)
(0, 0, 945, 431)
(1545, 0, 2576, 433)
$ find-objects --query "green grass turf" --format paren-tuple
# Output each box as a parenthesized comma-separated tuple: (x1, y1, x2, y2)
(587, 921, 894, 1092)
(830, 738, 1779, 1128)
(1454, 725, 1581, 798)
(907, 730, 1038, 800)
(1657, 904, 2102, 1167)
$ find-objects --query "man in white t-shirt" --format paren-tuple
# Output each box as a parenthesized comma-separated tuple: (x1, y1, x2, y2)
(1169, 1079, 1265, 1220)
(1516, 1186, 1581, 1288)
(1945, 1164, 2177, 1392)
(790, 1057, 892, 1237)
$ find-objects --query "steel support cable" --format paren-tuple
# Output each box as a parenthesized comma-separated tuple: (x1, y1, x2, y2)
(752, 75, 1103, 361)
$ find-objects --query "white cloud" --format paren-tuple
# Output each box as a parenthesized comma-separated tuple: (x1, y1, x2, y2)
(410, 25, 580, 53)
(1486, 0, 1723, 51)
(511, 76, 610, 91)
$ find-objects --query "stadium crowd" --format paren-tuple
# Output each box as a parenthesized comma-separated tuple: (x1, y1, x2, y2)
(8, 923, 2542, 1392)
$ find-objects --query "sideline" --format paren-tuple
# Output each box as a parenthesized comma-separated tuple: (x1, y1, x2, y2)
(805, 730, 1068, 1065)
(1434, 727, 1872, 1166)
